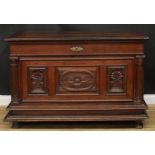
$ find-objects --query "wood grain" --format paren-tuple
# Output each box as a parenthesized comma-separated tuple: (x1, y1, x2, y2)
(5, 31, 149, 41)
(0, 105, 154, 130)
(5, 32, 148, 128)
(10, 41, 144, 56)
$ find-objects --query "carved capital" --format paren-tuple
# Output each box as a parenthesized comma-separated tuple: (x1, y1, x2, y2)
(135, 56, 144, 66)
(10, 57, 18, 64)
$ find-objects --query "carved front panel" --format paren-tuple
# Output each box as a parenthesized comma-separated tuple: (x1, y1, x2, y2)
(107, 66, 127, 94)
(28, 67, 48, 95)
(57, 67, 98, 94)
(22, 59, 133, 101)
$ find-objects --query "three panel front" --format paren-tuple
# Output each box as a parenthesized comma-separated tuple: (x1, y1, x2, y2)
(21, 59, 134, 102)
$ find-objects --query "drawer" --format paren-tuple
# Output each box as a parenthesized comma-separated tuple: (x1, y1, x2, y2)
(20, 59, 134, 103)
(10, 41, 144, 56)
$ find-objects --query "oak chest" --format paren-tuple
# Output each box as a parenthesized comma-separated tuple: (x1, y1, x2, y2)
(5, 32, 148, 128)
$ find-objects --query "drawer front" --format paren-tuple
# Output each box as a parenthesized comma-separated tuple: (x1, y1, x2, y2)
(10, 41, 144, 56)
(21, 59, 134, 102)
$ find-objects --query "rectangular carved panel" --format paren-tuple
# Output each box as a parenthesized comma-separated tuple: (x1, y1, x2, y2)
(28, 67, 48, 95)
(56, 67, 99, 94)
(107, 66, 127, 95)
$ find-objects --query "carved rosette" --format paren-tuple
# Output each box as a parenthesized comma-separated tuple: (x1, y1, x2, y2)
(110, 71, 123, 80)
(28, 67, 48, 94)
(107, 66, 126, 94)
(57, 67, 98, 93)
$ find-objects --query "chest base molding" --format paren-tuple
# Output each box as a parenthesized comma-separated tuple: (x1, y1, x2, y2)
(5, 101, 148, 128)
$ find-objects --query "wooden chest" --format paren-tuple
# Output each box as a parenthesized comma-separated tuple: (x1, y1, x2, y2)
(5, 32, 148, 128)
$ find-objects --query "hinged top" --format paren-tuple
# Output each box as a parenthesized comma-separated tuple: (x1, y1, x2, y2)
(5, 31, 149, 41)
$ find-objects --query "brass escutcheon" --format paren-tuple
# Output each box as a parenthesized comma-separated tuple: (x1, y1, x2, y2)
(70, 46, 84, 52)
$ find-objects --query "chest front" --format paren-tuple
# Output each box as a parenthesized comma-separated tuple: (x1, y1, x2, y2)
(5, 32, 148, 128)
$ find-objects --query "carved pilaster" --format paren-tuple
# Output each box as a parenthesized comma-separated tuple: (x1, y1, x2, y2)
(10, 57, 20, 104)
(134, 55, 145, 104)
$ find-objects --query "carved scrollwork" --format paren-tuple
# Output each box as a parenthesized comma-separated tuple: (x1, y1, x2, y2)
(57, 67, 98, 93)
(31, 70, 44, 90)
(28, 67, 48, 94)
(61, 71, 95, 91)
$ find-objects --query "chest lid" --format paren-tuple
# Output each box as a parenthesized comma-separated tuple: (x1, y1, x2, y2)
(5, 31, 149, 41)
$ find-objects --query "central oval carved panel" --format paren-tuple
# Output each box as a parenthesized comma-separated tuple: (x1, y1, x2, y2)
(61, 70, 95, 91)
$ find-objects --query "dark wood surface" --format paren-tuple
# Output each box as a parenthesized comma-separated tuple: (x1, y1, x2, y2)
(2, 105, 155, 130)
(5, 31, 148, 128)
(5, 31, 149, 41)
(9, 41, 144, 56)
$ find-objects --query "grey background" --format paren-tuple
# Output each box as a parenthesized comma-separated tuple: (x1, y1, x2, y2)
(0, 24, 154, 95)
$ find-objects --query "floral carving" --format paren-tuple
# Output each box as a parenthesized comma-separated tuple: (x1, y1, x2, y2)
(57, 67, 98, 93)
(28, 67, 48, 94)
(108, 66, 126, 93)
(110, 71, 123, 80)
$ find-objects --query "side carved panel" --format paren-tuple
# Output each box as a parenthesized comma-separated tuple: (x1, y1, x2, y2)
(57, 67, 98, 94)
(28, 67, 48, 95)
(107, 66, 127, 94)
